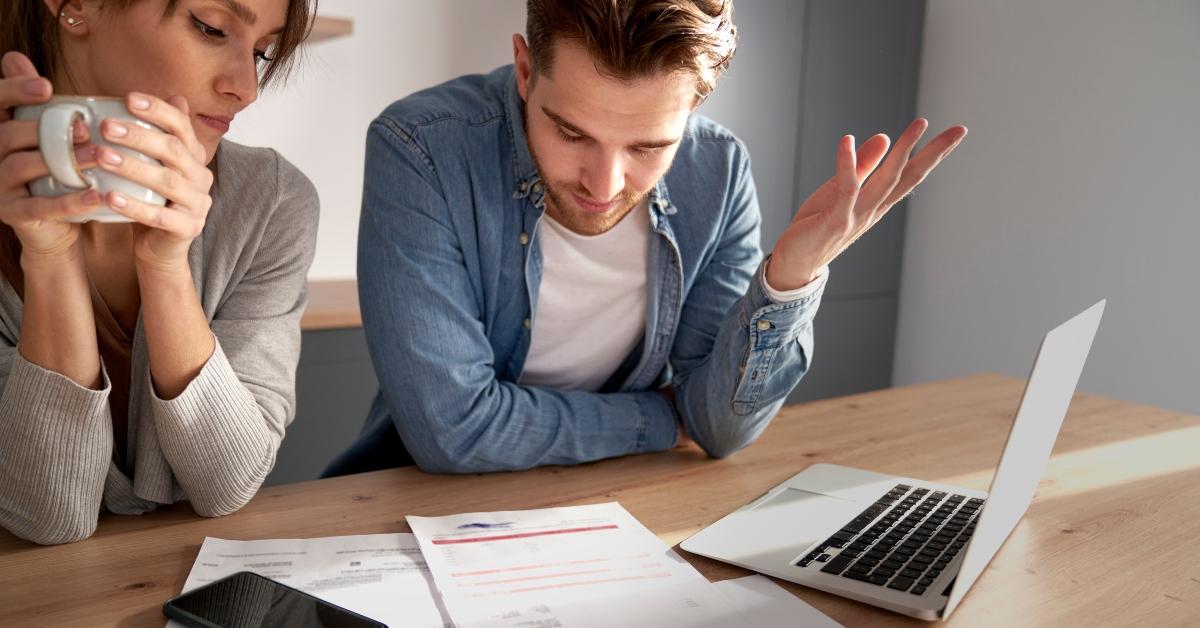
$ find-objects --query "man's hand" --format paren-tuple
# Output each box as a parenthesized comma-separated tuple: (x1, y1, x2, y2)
(659, 387, 696, 449)
(767, 119, 967, 290)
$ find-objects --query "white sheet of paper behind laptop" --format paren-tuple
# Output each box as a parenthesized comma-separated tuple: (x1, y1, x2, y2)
(167, 533, 450, 628)
(714, 576, 843, 628)
(407, 502, 713, 625)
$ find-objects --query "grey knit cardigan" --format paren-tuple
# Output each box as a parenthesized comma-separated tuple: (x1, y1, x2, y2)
(0, 140, 319, 544)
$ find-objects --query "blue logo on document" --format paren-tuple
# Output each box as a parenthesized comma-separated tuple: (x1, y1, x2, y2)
(456, 522, 515, 529)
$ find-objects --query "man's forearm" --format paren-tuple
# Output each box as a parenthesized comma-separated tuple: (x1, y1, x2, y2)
(674, 264, 825, 458)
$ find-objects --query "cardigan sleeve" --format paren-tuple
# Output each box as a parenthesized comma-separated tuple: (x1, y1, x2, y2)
(150, 151, 319, 517)
(0, 349, 114, 545)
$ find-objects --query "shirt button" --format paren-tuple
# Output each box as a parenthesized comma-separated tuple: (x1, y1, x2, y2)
(532, 182, 543, 193)
(519, 232, 529, 245)
(519, 181, 529, 193)
(523, 318, 532, 330)
(756, 320, 773, 331)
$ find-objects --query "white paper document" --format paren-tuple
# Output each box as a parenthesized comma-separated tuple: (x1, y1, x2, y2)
(168, 533, 450, 628)
(408, 502, 727, 626)
(467, 576, 843, 628)
(167, 507, 842, 628)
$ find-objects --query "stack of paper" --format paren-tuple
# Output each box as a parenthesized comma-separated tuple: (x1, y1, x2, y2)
(407, 502, 743, 627)
(168, 533, 451, 627)
(171, 503, 841, 628)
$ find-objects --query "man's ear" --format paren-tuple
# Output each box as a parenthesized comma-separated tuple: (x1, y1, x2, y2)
(513, 33, 533, 103)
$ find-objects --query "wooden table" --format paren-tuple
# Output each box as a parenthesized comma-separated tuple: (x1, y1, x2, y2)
(2, 374, 1198, 627)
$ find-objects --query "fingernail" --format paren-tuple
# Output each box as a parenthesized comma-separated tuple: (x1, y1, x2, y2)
(109, 193, 128, 208)
(82, 190, 100, 205)
(105, 120, 128, 138)
(129, 93, 150, 110)
(101, 148, 123, 165)
(24, 78, 49, 97)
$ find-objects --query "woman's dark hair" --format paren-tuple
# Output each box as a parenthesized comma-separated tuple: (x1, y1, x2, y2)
(0, 0, 316, 293)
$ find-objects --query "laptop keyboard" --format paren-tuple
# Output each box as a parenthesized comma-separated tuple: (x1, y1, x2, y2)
(796, 484, 984, 596)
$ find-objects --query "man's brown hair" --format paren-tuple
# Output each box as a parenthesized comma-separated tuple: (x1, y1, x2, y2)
(525, 0, 737, 102)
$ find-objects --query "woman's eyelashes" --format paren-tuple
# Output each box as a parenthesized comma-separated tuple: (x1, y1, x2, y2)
(189, 13, 273, 65)
(190, 14, 225, 41)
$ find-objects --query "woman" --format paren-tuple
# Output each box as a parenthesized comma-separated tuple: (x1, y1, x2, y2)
(0, 0, 319, 544)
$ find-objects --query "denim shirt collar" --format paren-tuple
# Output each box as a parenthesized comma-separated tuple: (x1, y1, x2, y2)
(503, 71, 677, 221)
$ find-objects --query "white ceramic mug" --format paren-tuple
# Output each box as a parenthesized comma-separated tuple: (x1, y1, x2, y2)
(14, 96, 166, 223)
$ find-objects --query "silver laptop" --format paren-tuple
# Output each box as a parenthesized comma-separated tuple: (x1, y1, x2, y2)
(681, 300, 1105, 621)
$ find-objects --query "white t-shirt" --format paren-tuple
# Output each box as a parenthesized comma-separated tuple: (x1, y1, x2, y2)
(518, 201, 828, 393)
(519, 202, 651, 392)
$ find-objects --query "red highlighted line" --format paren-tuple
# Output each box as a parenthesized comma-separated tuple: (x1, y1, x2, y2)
(431, 524, 619, 545)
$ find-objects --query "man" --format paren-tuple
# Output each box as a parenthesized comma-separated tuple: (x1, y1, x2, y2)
(326, 0, 965, 475)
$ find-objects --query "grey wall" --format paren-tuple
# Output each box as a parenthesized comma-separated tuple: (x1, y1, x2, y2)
(702, 0, 926, 402)
(893, 0, 1200, 415)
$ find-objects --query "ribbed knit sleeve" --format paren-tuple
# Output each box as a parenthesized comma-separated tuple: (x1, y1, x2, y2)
(0, 351, 113, 544)
(150, 150, 318, 517)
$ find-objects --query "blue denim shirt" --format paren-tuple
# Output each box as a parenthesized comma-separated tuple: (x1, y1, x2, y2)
(332, 66, 827, 474)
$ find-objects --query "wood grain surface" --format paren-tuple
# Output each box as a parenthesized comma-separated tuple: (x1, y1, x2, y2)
(2, 374, 1197, 627)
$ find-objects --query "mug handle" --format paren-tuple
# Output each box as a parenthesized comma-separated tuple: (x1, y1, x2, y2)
(37, 103, 93, 190)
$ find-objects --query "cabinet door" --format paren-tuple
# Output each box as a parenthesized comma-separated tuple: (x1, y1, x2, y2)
(265, 328, 379, 486)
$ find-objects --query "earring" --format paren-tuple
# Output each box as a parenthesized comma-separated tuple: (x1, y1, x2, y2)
(60, 12, 83, 27)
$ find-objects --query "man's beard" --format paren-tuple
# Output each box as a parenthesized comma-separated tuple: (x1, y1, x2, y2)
(526, 119, 649, 236)
(540, 180, 646, 236)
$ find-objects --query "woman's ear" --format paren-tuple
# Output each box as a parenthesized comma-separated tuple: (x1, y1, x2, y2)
(44, 0, 92, 37)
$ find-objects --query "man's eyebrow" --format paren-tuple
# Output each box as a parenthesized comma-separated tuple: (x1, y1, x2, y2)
(542, 106, 590, 138)
(541, 105, 681, 149)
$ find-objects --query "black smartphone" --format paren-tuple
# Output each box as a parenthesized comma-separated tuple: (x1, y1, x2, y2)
(162, 571, 388, 628)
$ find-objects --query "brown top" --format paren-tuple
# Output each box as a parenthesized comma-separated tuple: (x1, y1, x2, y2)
(88, 278, 133, 465)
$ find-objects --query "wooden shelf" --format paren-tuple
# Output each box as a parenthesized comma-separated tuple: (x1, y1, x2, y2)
(301, 279, 361, 331)
(308, 16, 353, 44)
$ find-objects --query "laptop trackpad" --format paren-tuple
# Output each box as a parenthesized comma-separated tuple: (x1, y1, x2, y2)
(743, 488, 860, 557)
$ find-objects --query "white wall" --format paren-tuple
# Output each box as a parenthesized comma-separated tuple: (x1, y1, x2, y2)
(894, 0, 1200, 413)
(227, 0, 526, 279)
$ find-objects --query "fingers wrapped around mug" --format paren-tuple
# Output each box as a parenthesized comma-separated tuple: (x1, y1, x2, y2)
(111, 91, 208, 166)
(0, 144, 98, 193)
(104, 191, 207, 240)
(0, 52, 54, 121)
(92, 91, 213, 236)
(93, 142, 212, 211)
(0, 189, 103, 225)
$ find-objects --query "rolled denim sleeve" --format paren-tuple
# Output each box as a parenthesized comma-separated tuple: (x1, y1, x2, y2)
(359, 119, 678, 474)
(670, 147, 826, 458)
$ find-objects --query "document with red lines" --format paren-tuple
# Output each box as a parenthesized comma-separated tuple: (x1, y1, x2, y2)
(408, 502, 744, 627)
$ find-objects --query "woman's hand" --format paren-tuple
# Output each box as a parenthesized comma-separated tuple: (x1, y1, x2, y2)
(0, 52, 101, 259)
(95, 92, 214, 275)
